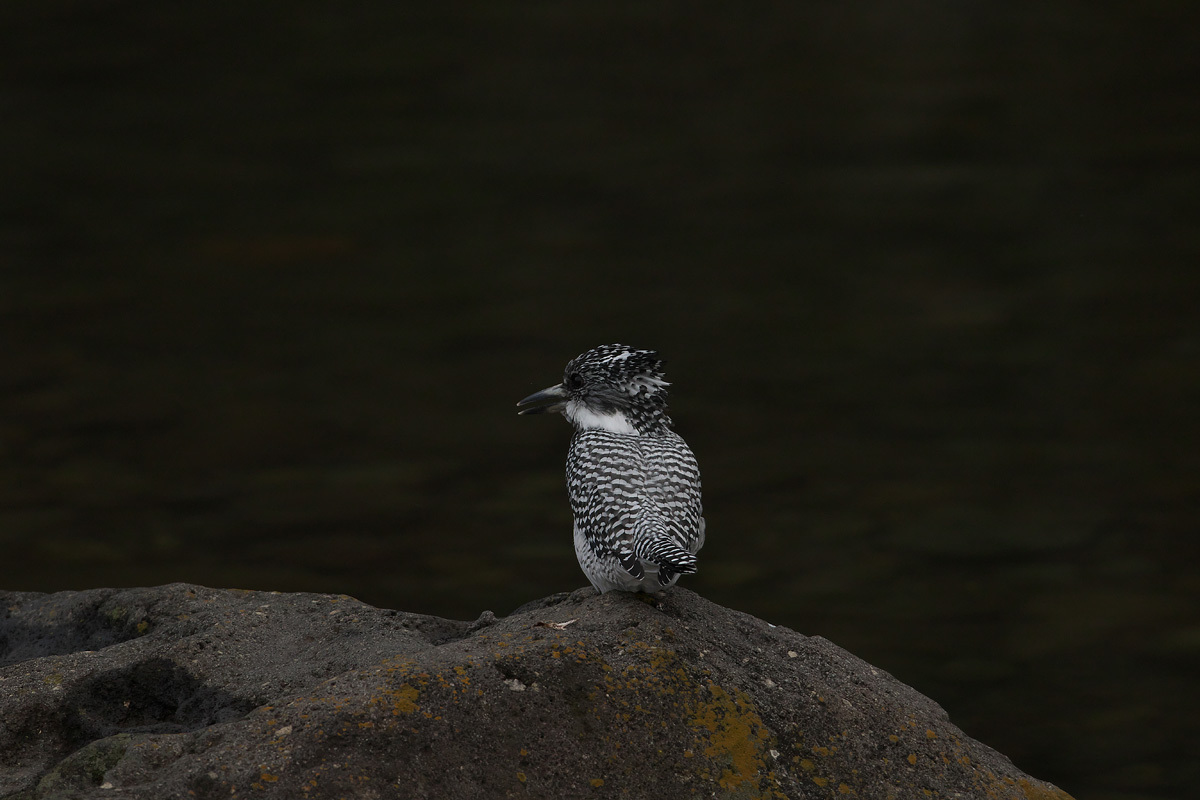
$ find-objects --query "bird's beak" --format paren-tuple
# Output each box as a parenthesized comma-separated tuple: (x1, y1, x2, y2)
(516, 384, 568, 415)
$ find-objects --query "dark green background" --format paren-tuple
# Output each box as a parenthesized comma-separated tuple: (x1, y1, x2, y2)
(3, 3, 1197, 799)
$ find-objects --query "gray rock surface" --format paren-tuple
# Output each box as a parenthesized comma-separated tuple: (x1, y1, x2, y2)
(0, 584, 1073, 799)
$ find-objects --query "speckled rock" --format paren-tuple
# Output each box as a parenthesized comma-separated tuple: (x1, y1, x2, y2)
(0, 584, 1073, 799)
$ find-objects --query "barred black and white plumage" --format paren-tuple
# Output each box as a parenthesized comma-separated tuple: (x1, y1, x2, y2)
(517, 344, 705, 593)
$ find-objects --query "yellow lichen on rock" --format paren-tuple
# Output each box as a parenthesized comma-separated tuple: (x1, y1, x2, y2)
(688, 682, 775, 794)
(387, 684, 419, 715)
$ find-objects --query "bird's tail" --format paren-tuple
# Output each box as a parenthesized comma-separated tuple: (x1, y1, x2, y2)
(634, 533, 697, 587)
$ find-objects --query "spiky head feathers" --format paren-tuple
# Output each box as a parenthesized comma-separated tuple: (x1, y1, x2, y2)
(563, 344, 671, 433)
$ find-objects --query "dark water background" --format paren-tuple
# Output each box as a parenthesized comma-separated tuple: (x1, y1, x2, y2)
(3, 3, 1198, 798)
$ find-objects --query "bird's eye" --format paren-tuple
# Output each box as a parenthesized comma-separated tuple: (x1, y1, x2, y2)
(565, 373, 583, 391)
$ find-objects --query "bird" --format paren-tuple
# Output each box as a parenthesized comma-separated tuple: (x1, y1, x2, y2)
(516, 344, 705, 594)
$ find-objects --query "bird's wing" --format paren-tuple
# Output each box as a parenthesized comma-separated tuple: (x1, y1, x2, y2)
(637, 431, 704, 553)
(567, 430, 645, 559)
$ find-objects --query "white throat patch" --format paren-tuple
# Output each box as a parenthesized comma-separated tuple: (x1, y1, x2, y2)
(564, 400, 638, 435)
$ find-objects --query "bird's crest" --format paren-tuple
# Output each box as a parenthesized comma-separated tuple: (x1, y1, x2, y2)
(563, 344, 672, 433)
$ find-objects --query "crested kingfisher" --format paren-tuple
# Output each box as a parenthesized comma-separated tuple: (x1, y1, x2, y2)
(517, 344, 705, 593)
